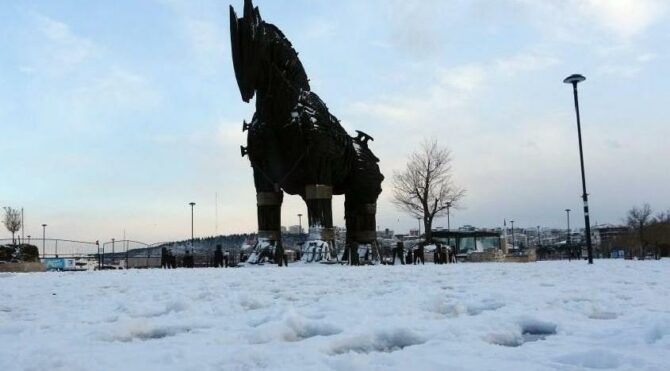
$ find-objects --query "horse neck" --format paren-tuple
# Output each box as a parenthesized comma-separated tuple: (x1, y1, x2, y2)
(255, 25, 311, 124)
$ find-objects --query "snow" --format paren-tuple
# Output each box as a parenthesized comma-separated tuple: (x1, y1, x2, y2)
(1, 260, 669, 370)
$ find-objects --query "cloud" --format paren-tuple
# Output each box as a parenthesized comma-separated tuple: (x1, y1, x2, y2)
(33, 14, 99, 74)
(577, 0, 667, 40)
(596, 64, 640, 78)
(70, 67, 160, 112)
(349, 49, 557, 126)
(384, 0, 446, 56)
(494, 53, 560, 77)
(438, 65, 487, 93)
(515, 0, 667, 43)
(182, 18, 228, 74)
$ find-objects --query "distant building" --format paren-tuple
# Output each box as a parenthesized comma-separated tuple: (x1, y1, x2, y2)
(592, 224, 628, 256)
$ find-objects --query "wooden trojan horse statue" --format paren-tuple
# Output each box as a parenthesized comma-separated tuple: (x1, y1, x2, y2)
(230, 0, 384, 265)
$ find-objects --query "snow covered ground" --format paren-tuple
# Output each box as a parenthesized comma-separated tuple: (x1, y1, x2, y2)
(1, 260, 669, 371)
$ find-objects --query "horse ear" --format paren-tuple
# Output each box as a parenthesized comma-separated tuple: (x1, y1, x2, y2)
(243, 0, 262, 25)
(244, 0, 253, 17)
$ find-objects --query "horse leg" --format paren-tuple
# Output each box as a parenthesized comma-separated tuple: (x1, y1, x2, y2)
(303, 185, 335, 261)
(345, 195, 378, 265)
(255, 184, 284, 267)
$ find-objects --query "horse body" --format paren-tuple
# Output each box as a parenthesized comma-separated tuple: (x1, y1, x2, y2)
(231, 0, 383, 264)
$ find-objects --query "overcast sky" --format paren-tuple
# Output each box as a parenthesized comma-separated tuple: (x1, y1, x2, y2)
(1, 0, 668, 243)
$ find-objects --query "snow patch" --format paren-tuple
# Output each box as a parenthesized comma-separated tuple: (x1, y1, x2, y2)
(329, 328, 426, 355)
(103, 323, 196, 342)
(554, 349, 623, 369)
(486, 318, 557, 347)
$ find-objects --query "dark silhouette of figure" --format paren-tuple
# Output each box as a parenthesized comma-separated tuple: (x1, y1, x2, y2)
(230, 0, 383, 266)
(161, 247, 171, 269)
(392, 241, 405, 265)
(414, 243, 425, 265)
(214, 245, 225, 267)
(406, 249, 413, 265)
(183, 250, 194, 268)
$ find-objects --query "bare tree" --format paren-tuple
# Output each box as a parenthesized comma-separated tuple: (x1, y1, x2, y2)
(655, 209, 670, 224)
(392, 140, 466, 242)
(2, 207, 22, 245)
(626, 203, 653, 258)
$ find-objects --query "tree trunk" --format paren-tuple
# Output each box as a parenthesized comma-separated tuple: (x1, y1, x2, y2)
(424, 217, 433, 243)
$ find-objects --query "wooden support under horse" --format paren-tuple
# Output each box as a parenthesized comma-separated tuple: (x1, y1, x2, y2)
(345, 202, 381, 265)
(304, 185, 336, 261)
(255, 191, 285, 266)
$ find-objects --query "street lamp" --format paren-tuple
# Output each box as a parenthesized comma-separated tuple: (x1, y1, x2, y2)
(565, 209, 571, 259)
(446, 201, 452, 231)
(189, 202, 196, 245)
(41, 224, 47, 259)
(564, 73, 594, 264)
(510, 220, 515, 250)
(297, 213, 303, 235)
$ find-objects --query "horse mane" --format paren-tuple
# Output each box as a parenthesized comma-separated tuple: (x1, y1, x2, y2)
(261, 22, 311, 92)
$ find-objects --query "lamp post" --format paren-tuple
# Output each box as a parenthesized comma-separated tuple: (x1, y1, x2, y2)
(537, 225, 541, 247)
(564, 73, 594, 264)
(565, 208, 571, 259)
(297, 213, 303, 235)
(510, 220, 515, 251)
(446, 201, 452, 231)
(189, 202, 196, 250)
(41, 224, 47, 259)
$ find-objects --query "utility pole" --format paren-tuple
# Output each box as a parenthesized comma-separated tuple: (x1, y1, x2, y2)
(564, 74, 594, 264)
(566, 209, 571, 259)
(41, 224, 47, 259)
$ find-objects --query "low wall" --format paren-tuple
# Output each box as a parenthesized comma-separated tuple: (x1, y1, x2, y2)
(467, 250, 505, 262)
(504, 249, 537, 263)
(0, 262, 46, 272)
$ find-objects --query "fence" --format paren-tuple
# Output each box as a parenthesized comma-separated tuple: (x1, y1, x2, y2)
(1, 238, 243, 269)
(0, 238, 98, 258)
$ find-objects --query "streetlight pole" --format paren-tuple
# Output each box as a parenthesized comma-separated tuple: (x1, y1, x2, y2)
(297, 213, 303, 235)
(565, 209, 571, 259)
(189, 202, 196, 249)
(41, 224, 47, 259)
(564, 74, 594, 264)
(510, 220, 515, 251)
(446, 202, 452, 231)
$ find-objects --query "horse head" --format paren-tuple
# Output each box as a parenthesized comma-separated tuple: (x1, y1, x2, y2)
(230, 0, 263, 102)
(230, 0, 310, 104)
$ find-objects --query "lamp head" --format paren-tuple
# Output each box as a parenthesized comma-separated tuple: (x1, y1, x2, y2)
(563, 74, 586, 85)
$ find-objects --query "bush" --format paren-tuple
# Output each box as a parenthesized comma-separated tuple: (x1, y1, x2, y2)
(0, 245, 14, 261)
(0, 244, 40, 262)
(18, 244, 40, 262)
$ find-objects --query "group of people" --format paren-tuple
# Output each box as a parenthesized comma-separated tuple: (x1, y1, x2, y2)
(160, 245, 230, 268)
(390, 241, 457, 265)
